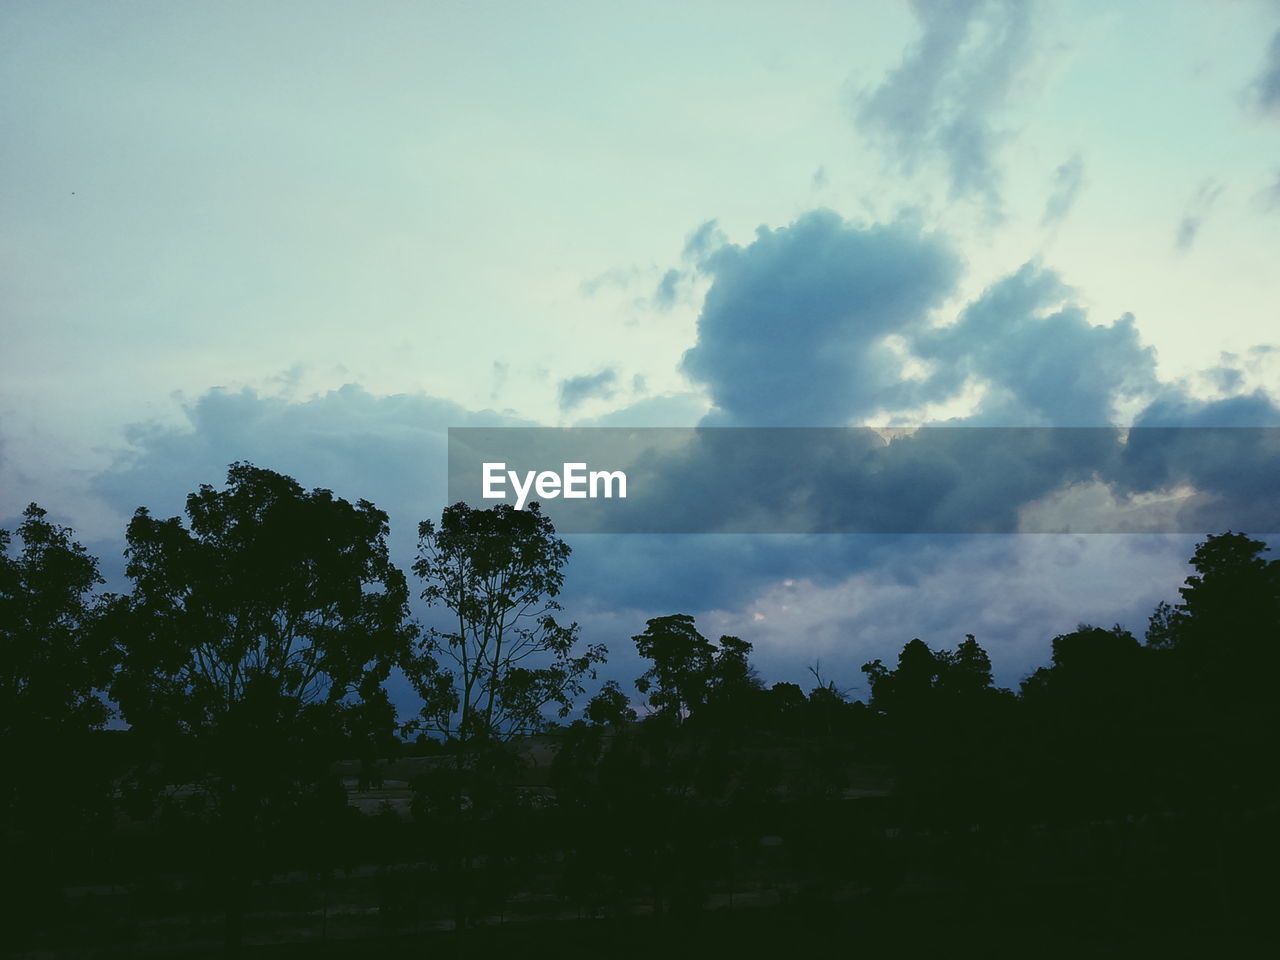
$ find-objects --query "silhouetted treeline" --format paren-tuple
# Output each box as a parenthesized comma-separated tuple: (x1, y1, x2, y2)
(2, 463, 1277, 956)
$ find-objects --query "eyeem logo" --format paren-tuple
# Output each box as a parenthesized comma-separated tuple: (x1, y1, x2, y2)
(482, 462, 627, 510)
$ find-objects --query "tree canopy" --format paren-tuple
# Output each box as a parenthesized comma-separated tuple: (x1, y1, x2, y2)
(406, 501, 605, 745)
(109, 462, 414, 811)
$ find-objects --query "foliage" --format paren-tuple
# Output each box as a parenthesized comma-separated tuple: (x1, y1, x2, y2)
(585, 679, 638, 725)
(406, 501, 605, 745)
(1, 503, 112, 744)
(109, 462, 413, 815)
(632, 615, 768, 725)
(0, 504, 117, 941)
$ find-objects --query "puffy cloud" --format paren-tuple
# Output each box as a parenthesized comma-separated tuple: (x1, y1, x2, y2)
(557, 369, 618, 411)
(681, 219, 727, 262)
(681, 209, 963, 426)
(574, 392, 711, 428)
(1133, 389, 1280, 428)
(854, 0, 1034, 209)
(913, 265, 1160, 425)
(92, 383, 526, 546)
(680, 209, 1162, 429)
(72, 203, 1280, 702)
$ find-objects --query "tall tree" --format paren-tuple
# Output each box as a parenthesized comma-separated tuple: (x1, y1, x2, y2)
(1146, 531, 1279, 705)
(862, 637, 939, 718)
(1, 505, 116, 942)
(632, 614, 717, 723)
(1, 504, 112, 753)
(937, 634, 994, 697)
(109, 463, 413, 847)
(585, 679, 638, 726)
(110, 463, 414, 946)
(407, 501, 604, 745)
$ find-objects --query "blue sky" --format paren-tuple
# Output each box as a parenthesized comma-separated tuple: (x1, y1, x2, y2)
(3, 0, 1279, 702)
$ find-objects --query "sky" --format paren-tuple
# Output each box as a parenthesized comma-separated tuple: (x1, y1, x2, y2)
(3, 0, 1279, 705)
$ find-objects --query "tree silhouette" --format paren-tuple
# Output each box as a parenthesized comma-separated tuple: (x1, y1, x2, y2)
(1, 503, 112, 755)
(585, 678, 638, 725)
(406, 501, 605, 746)
(107, 463, 414, 946)
(632, 614, 717, 724)
(1148, 531, 1279, 693)
(1, 504, 115, 944)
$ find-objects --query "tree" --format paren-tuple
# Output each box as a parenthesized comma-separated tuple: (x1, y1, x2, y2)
(937, 634, 994, 697)
(1148, 533, 1278, 648)
(862, 637, 939, 717)
(632, 614, 717, 723)
(1, 505, 115, 943)
(1019, 624, 1142, 710)
(585, 679, 637, 726)
(1, 504, 112, 751)
(406, 501, 605, 745)
(631, 615, 764, 728)
(108, 463, 414, 945)
(707, 635, 762, 702)
(1145, 531, 1279, 704)
(113, 463, 412, 768)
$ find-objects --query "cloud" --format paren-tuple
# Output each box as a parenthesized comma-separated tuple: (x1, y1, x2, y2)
(557, 369, 618, 411)
(652, 268, 682, 310)
(1247, 27, 1280, 116)
(854, 0, 1035, 209)
(73, 374, 1280, 712)
(1041, 153, 1085, 227)
(91, 384, 526, 547)
(696, 534, 1197, 689)
(574, 392, 711, 428)
(580, 266, 642, 297)
(1174, 179, 1224, 252)
(1204, 365, 1244, 394)
(66, 197, 1280, 706)
(679, 209, 1162, 430)
(680, 209, 963, 426)
(628, 213, 1275, 537)
(682, 219, 727, 262)
(913, 265, 1160, 425)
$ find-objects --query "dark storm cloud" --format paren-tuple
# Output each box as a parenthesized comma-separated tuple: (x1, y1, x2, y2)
(554, 426, 1122, 534)
(557, 369, 618, 411)
(913, 265, 1160, 425)
(680, 209, 1161, 430)
(1115, 393, 1280, 535)
(1133, 389, 1280, 428)
(78, 204, 1280, 691)
(507, 200, 1277, 542)
(680, 209, 963, 426)
(855, 0, 1034, 209)
(559, 533, 967, 617)
(1041, 153, 1085, 227)
(1204, 365, 1245, 394)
